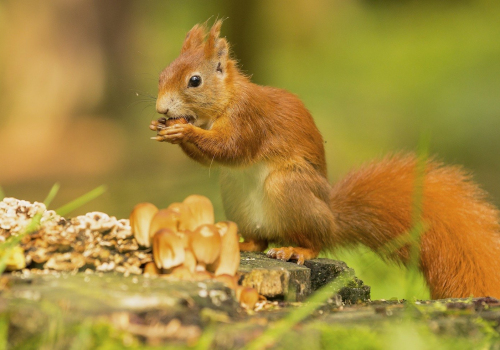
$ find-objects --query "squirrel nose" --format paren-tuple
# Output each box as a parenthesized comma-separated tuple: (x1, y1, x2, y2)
(156, 99, 169, 115)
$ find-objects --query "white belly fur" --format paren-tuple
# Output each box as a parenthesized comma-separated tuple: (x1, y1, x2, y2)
(222, 162, 271, 230)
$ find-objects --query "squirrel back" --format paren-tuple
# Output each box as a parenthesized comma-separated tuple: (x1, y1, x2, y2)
(152, 21, 500, 299)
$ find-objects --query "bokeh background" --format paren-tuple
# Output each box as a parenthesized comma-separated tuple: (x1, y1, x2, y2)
(1, 0, 499, 299)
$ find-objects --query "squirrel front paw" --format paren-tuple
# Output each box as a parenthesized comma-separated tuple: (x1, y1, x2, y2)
(152, 124, 194, 144)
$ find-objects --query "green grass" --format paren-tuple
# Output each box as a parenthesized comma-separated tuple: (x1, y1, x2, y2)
(328, 247, 430, 301)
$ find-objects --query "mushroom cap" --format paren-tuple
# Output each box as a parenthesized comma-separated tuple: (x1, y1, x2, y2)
(167, 202, 195, 232)
(189, 224, 221, 266)
(211, 221, 240, 276)
(149, 209, 181, 242)
(153, 228, 185, 269)
(129, 202, 158, 248)
(236, 286, 260, 310)
(182, 195, 214, 230)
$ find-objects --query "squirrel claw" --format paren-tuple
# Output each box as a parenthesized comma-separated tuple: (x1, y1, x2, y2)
(266, 247, 318, 265)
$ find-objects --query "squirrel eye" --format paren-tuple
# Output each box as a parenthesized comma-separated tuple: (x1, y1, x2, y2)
(188, 75, 202, 88)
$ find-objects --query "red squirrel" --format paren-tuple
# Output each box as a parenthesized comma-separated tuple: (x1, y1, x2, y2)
(149, 21, 500, 299)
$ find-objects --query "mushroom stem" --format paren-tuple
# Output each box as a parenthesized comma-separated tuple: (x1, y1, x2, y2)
(143, 261, 160, 276)
(211, 221, 240, 276)
(189, 224, 221, 270)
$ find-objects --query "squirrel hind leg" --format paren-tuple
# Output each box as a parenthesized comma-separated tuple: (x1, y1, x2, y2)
(267, 247, 319, 265)
(263, 168, 337, 249)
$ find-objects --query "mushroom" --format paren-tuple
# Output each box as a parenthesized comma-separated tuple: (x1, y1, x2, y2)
(152, 228, 185, 270)
(189, 224, 221, 271)
(167, 202, 195, 232)
(149, 209, 181, 243)
(129, 202, 158, 248)
(210, 221, 240, 276)
(236, 286, 260, 310)
(182, 195, 214, 230)
(143, 261, 160, 276)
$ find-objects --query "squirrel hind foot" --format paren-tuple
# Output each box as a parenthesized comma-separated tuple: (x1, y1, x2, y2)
(266, 247, 319, 265)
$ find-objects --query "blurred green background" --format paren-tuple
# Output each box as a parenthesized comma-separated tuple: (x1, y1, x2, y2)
(1, 0, 499, 299)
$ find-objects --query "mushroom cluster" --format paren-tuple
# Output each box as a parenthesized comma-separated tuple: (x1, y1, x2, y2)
(130, 195, 240, 279)
(130, 195, 260, 309)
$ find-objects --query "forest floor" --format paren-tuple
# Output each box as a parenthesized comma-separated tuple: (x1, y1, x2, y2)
(2, 255, 500, 349)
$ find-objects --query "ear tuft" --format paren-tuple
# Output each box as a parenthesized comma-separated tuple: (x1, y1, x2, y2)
(181, 23, 207, 54)
(204, 20, 225, 58)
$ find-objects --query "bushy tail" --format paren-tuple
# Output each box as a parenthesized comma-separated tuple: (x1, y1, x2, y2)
(329, 154, 500, 299)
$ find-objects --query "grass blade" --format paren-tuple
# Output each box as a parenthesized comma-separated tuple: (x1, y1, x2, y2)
(55, 185, 107, 217)
(43, 183, 60, 208)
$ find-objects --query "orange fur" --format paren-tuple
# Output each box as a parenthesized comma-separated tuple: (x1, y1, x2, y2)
(153, 21, 500, 299)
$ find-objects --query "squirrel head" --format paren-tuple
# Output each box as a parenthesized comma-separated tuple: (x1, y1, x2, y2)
(156, 20, 236, 129)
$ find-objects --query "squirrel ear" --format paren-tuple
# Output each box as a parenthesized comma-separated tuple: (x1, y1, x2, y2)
(181, 24, 206, 54)
(215, 39, 228, 74)
(215, 38, 228, 60)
